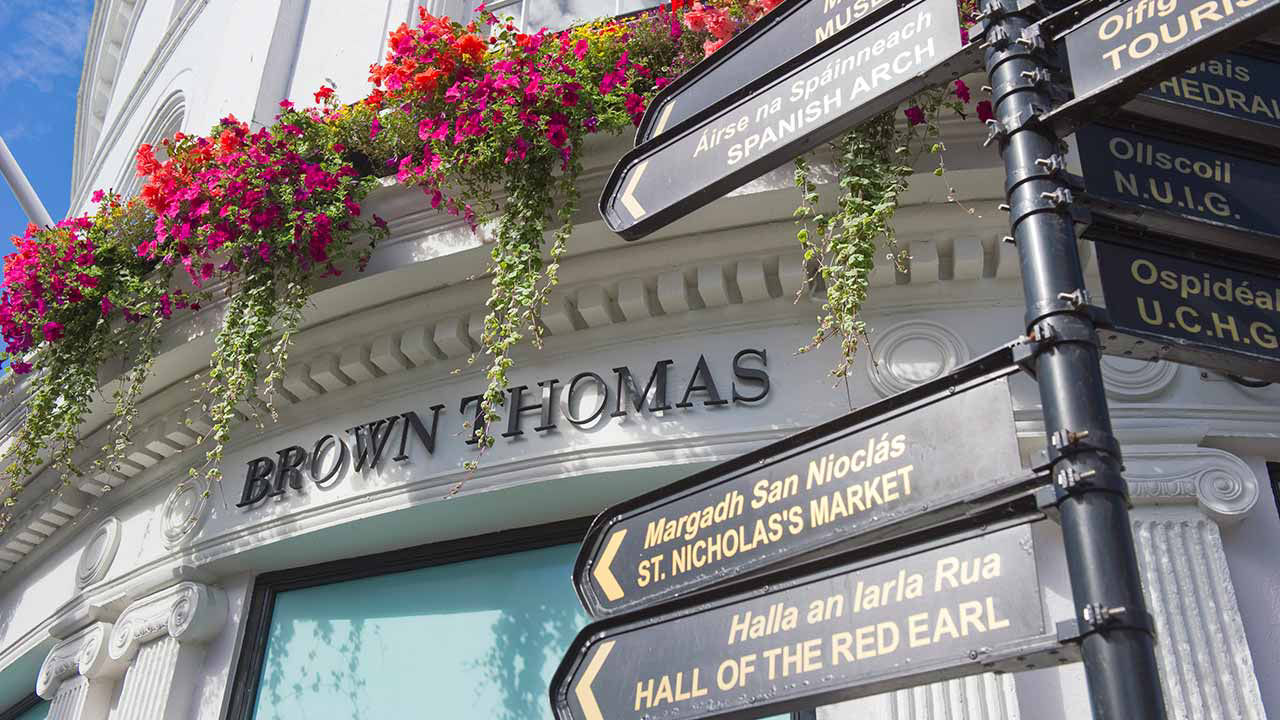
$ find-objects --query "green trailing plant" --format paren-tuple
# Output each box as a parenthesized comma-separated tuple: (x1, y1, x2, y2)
(0, 1, 989, 524)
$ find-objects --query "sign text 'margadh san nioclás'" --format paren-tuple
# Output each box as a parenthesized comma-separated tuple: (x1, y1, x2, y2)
(574, 353, 1032, 618)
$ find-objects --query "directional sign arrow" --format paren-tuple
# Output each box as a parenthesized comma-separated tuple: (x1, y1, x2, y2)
(553, 520, 1072, 720)
(1046, 0, 1280, 135)
(1074, 120, 1280, 261)
(601, 0, 975, 240)
(572, 640, 613, 720)
(1092, 235, 1280, 381)
(636, 0, 909, 145)
(591, 530, 627, 602)
(1122, 46, 1280, 149)
(574, 344, 1042, 619)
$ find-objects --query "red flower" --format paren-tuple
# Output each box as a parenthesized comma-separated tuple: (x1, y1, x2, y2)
(954, 79, 971, 104)
(976, 100, 995, 123)
(10, 361, 31, 375)
(42, 321, 63, 342)
(457, 34, 487, 62)
(904, 106, 925, 125)
(314, 85, 335, 104)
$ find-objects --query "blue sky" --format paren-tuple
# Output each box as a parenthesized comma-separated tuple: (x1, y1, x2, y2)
(0, 0, 94, 259)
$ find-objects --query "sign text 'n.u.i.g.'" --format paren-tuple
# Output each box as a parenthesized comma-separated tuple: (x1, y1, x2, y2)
(574, 350, 1031, 619)
(1127, 50, 1280, 145)
(1094, 238, 1280, 380)
(636, 0, 908, 144)
(601, 0, 972, 240)
(553, 522, 1069, 720)
(1049, 0, 1280, 132)
(1075, 123, 1280, 259)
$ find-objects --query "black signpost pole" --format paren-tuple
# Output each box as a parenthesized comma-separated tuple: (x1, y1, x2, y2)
(978, 1, 1167, 717)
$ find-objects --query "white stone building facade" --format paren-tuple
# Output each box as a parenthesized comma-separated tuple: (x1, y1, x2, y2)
(0, 1, 1276, 719)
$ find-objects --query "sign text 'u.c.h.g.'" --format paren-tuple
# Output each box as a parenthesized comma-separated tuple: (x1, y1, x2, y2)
(574, 356, 1030, 619)
(1094, 238, 1280, 380)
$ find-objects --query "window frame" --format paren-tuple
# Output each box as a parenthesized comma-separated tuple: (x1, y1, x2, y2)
(224, 516, 812, 720)
(0, 694, 43, 720)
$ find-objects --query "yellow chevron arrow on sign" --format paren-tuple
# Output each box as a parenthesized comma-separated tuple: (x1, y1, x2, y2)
(620, 162, 648, 219)
(575, 640, 615, 720)
(592, 529, 627, 602)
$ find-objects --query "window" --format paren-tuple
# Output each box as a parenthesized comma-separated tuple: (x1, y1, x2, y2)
(0, 696, 47, 720)
(455, 0, 664, 31)
(228, 519, 801, 720)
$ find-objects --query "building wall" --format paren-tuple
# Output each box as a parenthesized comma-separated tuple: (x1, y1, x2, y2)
(11, 1, 1280, 718)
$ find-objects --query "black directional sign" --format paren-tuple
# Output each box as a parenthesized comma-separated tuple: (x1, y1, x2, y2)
(1126, 48, 1280, 147)
(1047, 0, 1280, 133)
(637, 0, 908, 144)
(1075, 122, 1280, 261)
(1094, 236, 1280, 381)
(553, 521, 1070, 720)
(575, 346, 1037, 619)
(601, 0, 974, 240)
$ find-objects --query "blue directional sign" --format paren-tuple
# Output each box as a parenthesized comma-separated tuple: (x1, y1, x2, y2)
(1075, 123, 1280, 260)
(1127, 50, 1280, 146)
(1094, 237, 1280, 381)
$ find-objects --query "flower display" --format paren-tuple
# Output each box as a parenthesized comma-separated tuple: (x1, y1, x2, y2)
(0, 0, 986, 513)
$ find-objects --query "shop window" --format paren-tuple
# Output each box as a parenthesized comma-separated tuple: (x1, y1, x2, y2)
(440, 0, 663, 30)
(1269, 462, 1280, 519)
(229, 520, 798, 720)
(0, 696, 48, 720)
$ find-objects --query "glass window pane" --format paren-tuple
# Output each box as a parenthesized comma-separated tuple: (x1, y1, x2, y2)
(251, 544, 587, 720)
(522, 0, 663, 30)
(14, 701, 49, 720)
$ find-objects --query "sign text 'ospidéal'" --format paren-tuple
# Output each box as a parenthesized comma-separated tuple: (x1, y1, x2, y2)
(1095, 239, 1280, 379)
(236, 349, 769, 508)
(553, 523, 1061, 720)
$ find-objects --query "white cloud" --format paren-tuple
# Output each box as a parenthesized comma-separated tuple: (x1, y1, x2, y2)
(0, 0, 92, 93)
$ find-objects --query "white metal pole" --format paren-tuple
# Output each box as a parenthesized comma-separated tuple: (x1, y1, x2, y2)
(0, 135, 54, 229)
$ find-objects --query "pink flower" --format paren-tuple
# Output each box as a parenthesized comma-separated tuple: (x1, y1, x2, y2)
(976, 100, 995, 123)
(100, 297, 113, 316)
(904, 106, 925, 125)
(10, 361, 32, 374)
(42, 321, 63, 342)
(91, 189, 105, 203)
(954, 79, 970, 104)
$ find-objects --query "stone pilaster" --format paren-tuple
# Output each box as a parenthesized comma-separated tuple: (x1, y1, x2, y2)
(1125, 445, 1266, 720)
(36, 622, 128, 720)
(105, 582, 226, 720)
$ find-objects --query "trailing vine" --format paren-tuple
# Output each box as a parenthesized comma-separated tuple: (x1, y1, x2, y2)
(0, 0, 990, 525)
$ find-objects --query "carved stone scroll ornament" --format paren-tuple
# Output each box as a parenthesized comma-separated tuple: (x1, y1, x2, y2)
(107, 582, 227, 663)
(36, 622, 129, 700)
(1123, 445, 1260, 524)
